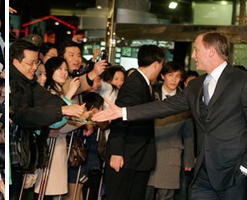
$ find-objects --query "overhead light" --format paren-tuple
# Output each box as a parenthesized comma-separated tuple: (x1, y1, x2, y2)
(55, 22, 59, 26)
(67, 31, 71, 35)
(221, 1, 228, 5)
(169, 2, 178, 9)
(97, 5, 102, 9)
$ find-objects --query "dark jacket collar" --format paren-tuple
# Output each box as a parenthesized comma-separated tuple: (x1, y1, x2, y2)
(10, 62, 37, 85)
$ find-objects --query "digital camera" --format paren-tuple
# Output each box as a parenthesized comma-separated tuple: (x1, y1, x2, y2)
(96, 50, 107, 62)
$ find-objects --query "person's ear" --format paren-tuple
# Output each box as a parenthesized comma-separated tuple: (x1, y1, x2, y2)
(153, 61, 160, 69)
(13, 58, 21, 66)
(161, 73, 165, 81)
(209, 46, 216, 57)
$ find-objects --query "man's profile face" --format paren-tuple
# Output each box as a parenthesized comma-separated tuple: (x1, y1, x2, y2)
(191, 35, 210, 72)
(63, 46, 82, 73)
(13, 50, 39, 80)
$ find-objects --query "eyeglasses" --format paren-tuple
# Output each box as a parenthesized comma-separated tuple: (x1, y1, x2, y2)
(22, 59, 41, 67)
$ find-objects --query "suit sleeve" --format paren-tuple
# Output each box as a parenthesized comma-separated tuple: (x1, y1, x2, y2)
(127, 87, 190, 121)
(182, 117, 195, 168)
(241, 80, 247, 168)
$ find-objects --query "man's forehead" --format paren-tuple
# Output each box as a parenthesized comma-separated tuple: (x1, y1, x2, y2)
(167, 70, 182, 75)
(23, 49, 39, 58)
(65, 46, 81, 54)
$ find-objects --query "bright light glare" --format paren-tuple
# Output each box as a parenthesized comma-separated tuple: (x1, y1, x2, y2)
(169, 2, 178, 9)
(221, 1, 228, 5)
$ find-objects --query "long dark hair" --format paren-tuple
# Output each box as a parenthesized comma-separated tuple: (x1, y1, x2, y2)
(101, 66, 126, 91)
(44, 57, 67, 96)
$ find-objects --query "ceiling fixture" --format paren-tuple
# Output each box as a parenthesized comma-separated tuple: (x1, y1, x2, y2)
(221, 1, 228, 5)
(97, 5, 102, 9)
(169, 1, 178, 9)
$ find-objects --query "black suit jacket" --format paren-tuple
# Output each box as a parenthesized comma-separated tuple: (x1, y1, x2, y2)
(127, 64, 247, 190)
(107, 70, 156, 171)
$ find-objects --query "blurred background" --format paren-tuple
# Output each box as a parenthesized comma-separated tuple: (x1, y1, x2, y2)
(9, 0, 247, 72)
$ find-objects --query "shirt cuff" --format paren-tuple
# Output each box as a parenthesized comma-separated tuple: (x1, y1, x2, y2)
(240, 165, 247, 176)
(122, 107, 127, 121)
(86, 73, 94, 86)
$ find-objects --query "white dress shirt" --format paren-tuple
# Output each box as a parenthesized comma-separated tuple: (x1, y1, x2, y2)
(203, 61, 227, 102)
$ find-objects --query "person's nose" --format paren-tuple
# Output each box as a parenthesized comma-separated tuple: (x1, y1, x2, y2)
(191, 50, 195, 60)
(33, 64, 38, 71)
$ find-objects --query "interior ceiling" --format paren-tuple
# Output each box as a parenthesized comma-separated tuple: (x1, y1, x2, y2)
(11, 0, 234, 22)
(10, 0, 236, 35)
(10, 0, 97, 22)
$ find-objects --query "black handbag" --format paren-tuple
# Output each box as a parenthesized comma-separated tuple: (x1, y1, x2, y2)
(10, 124, 39, 173)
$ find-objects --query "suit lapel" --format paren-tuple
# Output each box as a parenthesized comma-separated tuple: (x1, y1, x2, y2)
(208, 64, 232, 109)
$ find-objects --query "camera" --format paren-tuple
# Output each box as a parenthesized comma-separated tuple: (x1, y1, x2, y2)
(72, 69, 83, 78)
(96, 50, 107, 62)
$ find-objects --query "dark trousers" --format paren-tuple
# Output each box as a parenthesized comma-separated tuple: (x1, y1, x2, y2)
(191, 163, 247, 200)
(146, 186, 175, 200)
(105, 164, 150, 200)
(10, 170, 23, 200)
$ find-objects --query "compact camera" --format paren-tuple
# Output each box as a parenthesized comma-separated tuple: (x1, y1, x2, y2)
(96, 50, 107, 62)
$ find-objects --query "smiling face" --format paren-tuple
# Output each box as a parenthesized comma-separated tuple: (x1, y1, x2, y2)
(161, 70, 182, 93)
(52, 62, 68, 85)
(63, 46, 82, 73)
(191, 34, 211, 72)
(110, 71, 125, 90)
(14, 50, 39, 80)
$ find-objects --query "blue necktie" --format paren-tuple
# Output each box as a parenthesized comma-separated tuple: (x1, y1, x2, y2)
(203, 74, 212, 106)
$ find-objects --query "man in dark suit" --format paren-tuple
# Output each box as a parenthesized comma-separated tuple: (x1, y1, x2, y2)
(105, 45, 165, 200)
(93, 31, 247, 200)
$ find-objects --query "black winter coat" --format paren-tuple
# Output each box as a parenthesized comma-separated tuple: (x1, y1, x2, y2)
(10, 63, 65, 129)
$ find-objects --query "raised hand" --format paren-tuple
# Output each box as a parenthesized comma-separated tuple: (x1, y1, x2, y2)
(110, 155, 124, 172)
(92, 98, 122, 122)
(65, 77, 80, 100)
(88, 60, 108, 80)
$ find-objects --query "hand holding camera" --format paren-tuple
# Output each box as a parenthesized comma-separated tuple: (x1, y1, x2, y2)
(66, 77, 81, 100)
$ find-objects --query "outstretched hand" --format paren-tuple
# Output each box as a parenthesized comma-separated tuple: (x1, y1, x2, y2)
(92, 98, 123, 122)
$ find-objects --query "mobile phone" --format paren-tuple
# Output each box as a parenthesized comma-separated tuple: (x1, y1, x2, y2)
(72, 69, 83, 78)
